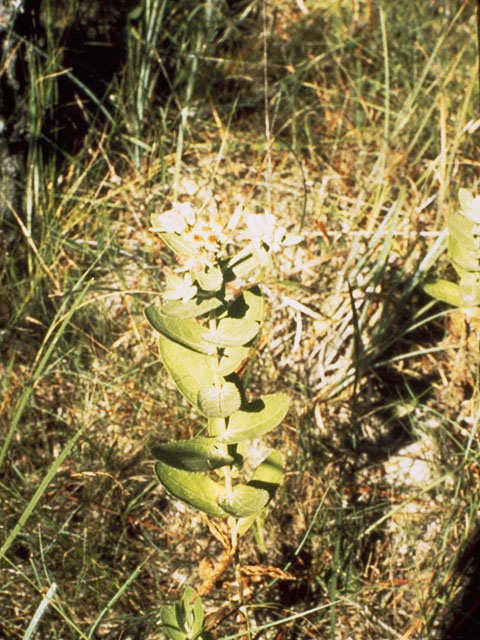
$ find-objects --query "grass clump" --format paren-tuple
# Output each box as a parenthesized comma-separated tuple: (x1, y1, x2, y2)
(1, 0, 480, 638)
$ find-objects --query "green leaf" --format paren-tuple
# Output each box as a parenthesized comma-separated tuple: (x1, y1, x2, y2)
(161, 296, 224, 319)
(447, 213, 480, 272)
(449, 235, 479, 274)
(248, 450, 283, 498)
(218, 484, 270, 517)
(161, 588, 205, 640)
(205, 318, 259, 347)
(236, 286, 264, 324)
(225, 251, 262, 279)
(158, 334, 217, 410)
(155, 461, 227, 517)
(218, 345, 251, 376)
(145, 306, 214, 354)
(161, 604, 187, 640)
(236, 451, 284, 535)
(195, 264, 224, 292)
(127, 5, 144, 21)
(424, 280, 466, 308)
(197, 381, 242, 418)
(218, 393, 290, 444)
(447, 212, 477, 247)
(151, 438, 235, 471)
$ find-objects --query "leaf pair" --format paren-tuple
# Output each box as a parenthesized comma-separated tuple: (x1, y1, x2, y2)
(145, 287, 264, 417)
(151, 392, 289, 520)
(151, 393, 289, 471)
(154, 450, 283, 520)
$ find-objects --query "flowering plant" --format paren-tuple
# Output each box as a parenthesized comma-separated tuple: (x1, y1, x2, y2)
(146, 202, 293, 639)
(424, 189, 480, 317)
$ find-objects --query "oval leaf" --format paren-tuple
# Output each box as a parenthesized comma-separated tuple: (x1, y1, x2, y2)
(218, 345, 251, 376)
(161, 605, 187, 640)
(424, 280, 464, 308)
(219, 393, 290, 444)
(237, 450, 283, 535)
(161, 587, 205, 640)
(447, 213, 476, 247)
(449, 236, 479, 273)
(196, 264, 224, 292)
(227, 286, 264, 324)
(205, 318, 259, 348)
(161, 296, 224, 319)
(218, 484, 270, 517)
(155, 461, 227, 517)
(151, 438, 234, 471)
(158, 334, 217, 410)
(225, 251, 261, 280)
(145, 306, 214, 354)
(248, 450, 283, 498)
(197, 382, 241, 418)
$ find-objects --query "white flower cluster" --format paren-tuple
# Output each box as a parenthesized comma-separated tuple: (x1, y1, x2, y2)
(151, 200, 302, 303)
(241, 212, 300, 259)
(151, 202, 230, 271)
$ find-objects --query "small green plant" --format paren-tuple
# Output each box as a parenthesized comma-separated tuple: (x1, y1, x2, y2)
(424, 189, 480, 316)
(145, 202, 295, 638)
(161, 587, 212, 640)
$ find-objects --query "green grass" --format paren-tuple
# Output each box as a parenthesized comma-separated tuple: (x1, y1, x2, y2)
(1, 0, 480, 638)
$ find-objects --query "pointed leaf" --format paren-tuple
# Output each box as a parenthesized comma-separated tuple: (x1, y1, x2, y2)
(197, 381, 241, 418)
(151, 438, 235, 471)
(179, 588, 204, 638)
(205, 318, 259, 347)
(161, 589, 204, 640)
(219, 393, 290, 444)
(145, 306, 214, 354)
(161, 604, 187, 640)
(218, 484, 270, 517)
(161, 296, 224, 319)
(155, 461, 227, 517)
(158, 334, 217, 410)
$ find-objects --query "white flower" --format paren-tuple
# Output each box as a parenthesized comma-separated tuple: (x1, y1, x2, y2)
(162, 272, 197, 305)
(150, 202, 196, 234)
(244, 213, 286, 252)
